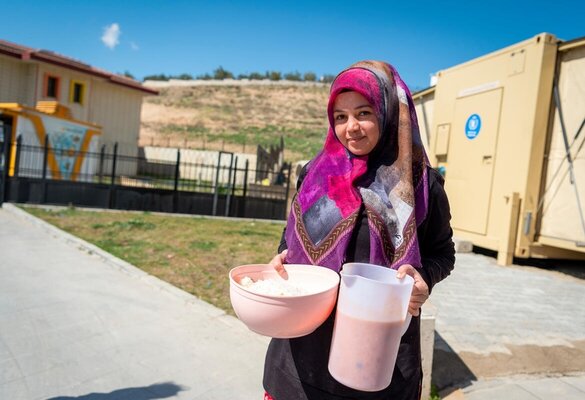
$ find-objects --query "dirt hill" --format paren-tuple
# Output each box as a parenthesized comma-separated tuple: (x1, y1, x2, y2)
(140, 81, 331, 161)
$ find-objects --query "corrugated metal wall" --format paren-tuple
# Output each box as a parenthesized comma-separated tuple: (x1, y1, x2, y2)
(88, 82, 144, 176)
(88, 81, 142, 151)
(0, 55, 35, 105)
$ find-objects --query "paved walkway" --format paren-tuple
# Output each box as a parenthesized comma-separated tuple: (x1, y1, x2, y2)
(432, 252, 585, 353)
(0, 204, 269, 400)
(1, 203, 585, 399)
(431, 248, 585, 399)
(442, 373, 585, 400)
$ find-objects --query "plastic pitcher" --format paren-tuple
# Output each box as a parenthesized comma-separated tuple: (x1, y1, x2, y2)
(328, 262, 414, 392)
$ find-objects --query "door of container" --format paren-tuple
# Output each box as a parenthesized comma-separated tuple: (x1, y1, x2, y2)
(445, 88, 502, 235)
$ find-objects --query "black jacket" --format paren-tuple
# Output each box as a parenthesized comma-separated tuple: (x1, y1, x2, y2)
(264, 166, 455, 400)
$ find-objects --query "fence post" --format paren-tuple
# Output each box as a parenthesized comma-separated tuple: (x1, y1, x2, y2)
(0, 124, 10, 205)
(225, 155, 237, 217)
(98, 144, 105, 184)
(109, 143, 118, 209)
(41, 134, 49, 204)
(110, 143, 118, 184)
(13, 135, 21, 178)
(174, 149, 181, 191)
(283, 163, 292, 220)
(240, 159, 249, 217)
(231, 156, 238, 199)
(173, 149, 181, 212)
(212, 151, 222, 216)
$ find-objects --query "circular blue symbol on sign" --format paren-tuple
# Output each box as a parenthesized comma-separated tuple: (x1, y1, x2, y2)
(465, 114, 481, 139)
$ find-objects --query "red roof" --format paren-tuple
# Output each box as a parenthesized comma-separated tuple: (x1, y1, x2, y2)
(0, 39, 158, 95)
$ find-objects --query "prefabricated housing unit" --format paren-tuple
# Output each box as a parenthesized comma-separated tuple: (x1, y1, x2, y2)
(0, 39, 157, 175)
(413, 33, 585, 264)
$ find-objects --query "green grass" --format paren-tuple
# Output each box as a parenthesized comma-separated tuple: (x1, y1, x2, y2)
(157, 122, 325, 160)
(430, 383, 441, 399)
(159, 123, 210, 138)
(23, 206, 284, 314)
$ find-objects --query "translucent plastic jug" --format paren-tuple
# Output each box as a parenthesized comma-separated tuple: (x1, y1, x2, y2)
(328, 262, 414, 392)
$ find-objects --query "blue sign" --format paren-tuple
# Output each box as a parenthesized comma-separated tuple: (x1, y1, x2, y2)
(465, 114, 481, 139)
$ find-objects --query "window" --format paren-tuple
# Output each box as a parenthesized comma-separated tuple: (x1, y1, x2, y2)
(69, 80, 86, 105)
(44, 74, 60, 98)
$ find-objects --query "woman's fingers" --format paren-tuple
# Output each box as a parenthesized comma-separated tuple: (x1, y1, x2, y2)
(269, 250, 288, 278)
(408, 292, 427, 316)
(395, 263, 415, 279)
(396, 264, 429, 317)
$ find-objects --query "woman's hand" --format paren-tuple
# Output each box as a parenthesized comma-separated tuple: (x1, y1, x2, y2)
(396, 264, 429, 317)
(269, 249, 288, 278)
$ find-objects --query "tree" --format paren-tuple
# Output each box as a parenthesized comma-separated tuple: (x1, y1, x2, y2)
(303, 72, 317, 82)
(122, 70, 135, 79)
(284, 71, 302, 81)
(249, 72, 264, 80)
(213, 66, 234, 80)
(143, 74, 169, 81)
(269, 71, 282, 81)
(175, 73, 193, 80)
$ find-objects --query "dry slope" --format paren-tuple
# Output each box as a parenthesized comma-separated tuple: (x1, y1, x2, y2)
(140, 83, 331, 161)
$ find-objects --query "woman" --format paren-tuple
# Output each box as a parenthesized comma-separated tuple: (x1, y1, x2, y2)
(264, 61, 455, 400)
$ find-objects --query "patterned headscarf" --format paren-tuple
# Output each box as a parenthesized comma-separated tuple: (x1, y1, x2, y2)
(284, 61, 429, 271)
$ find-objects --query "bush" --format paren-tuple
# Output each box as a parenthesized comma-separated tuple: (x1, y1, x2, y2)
(284, 71, 302, 81)
(249, 72, 264, 80)
(175, 73, 193, 80)
(143, 74, 169, 81)
(268, 71, 282, 81)
(196, 73, 213, 80)
(237, 73, 249, 80)
(303, 72, 317, 82)
(213, 66, 234, 80)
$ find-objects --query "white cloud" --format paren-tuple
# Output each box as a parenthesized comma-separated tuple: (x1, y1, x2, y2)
(101, 23, 121, 49)
(130, 41, 139, 51)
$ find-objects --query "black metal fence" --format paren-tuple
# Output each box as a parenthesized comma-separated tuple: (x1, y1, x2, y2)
(1, 134, 292, 220)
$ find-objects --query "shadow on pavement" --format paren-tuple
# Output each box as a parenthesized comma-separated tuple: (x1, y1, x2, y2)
(513, 257, 585, 280)
(432, 332, 477, 396)
(47, 382, 185, 400)
(473, 245, 585, 280)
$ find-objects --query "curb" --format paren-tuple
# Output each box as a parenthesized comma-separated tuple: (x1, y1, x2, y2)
(7, 202, 287, 225)
(2, 202, 229, 320)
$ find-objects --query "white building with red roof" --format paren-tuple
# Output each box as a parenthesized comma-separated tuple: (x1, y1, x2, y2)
(0, 39, 157, 156)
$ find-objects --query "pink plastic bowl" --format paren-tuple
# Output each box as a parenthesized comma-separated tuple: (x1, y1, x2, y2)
(229, 264, 340, 338)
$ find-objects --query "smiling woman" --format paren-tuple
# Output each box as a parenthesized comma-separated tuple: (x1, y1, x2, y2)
(332, 91, 380, 156)
(262, 61, 456, 400)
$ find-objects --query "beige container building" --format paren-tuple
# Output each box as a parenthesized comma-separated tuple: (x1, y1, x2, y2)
(413, 33, 585, 264)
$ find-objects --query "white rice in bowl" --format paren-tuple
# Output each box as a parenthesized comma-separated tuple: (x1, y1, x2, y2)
(240, 276, 309, 296)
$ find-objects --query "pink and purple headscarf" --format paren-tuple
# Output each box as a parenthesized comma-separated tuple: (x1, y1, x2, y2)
(284, 61, 430, 271)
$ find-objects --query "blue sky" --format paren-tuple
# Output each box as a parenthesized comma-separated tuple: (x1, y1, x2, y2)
(2, 1, 584, 90)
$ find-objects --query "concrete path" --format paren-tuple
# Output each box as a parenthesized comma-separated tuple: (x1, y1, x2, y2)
(443, 373, 585, 400)
(1, 202, 585, 400)
(431, 249, 585, 399)
(0, 204, 269, 400)
(432, 252, 585, 353)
